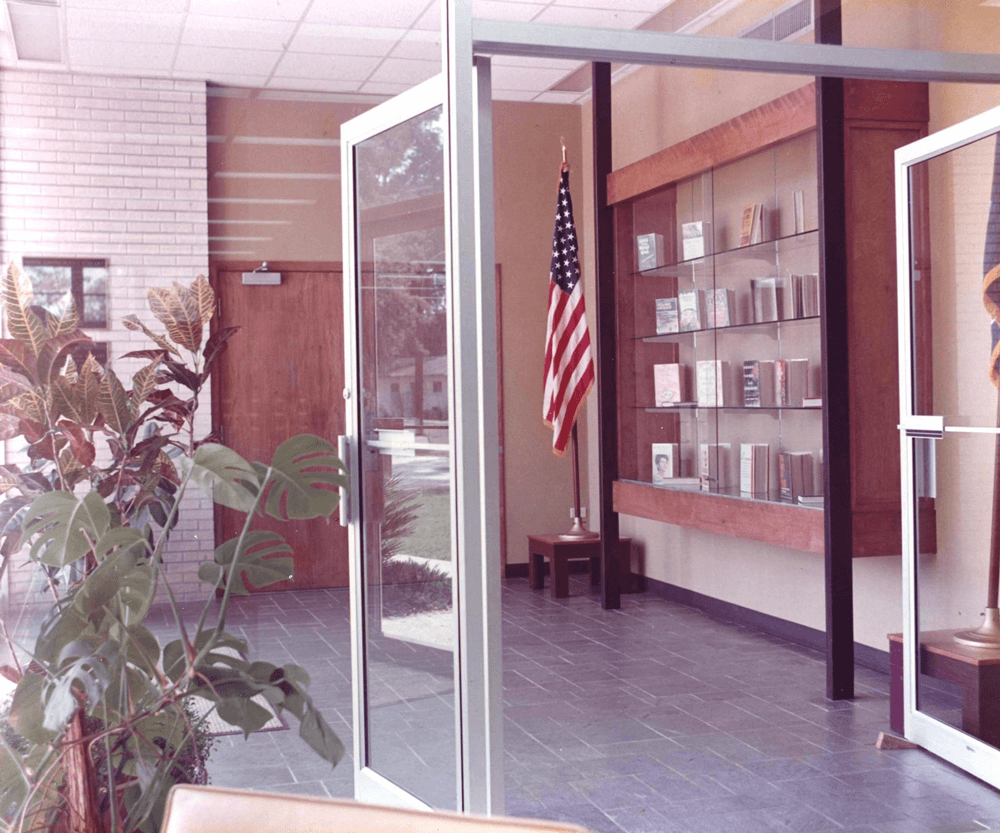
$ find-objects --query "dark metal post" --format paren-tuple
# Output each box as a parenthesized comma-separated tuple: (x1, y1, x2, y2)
(592, 61, 620, 610)
(816, 0, 854, 700)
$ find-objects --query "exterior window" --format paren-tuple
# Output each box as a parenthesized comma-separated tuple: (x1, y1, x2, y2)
(432, 381, 443, 392)
(22, 257, 108, 328)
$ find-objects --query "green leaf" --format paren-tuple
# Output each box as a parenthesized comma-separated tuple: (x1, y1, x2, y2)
(180, 443, 259, 511)
(9, 672, 55, 744)
(216, 697, 272, 739)
(200, 530, 293, 595)
(22, 490, 111, 567)
(98, 366, 134, 436)
(269, 664, 343, 765)
(0, 733, 29, 820)
(259, 434, 348, 521)
(43, 638, 119, 730)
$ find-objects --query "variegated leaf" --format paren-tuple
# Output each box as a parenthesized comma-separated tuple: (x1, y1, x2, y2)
(0, 338, 37, 382)
(0, 365, 32, 398)
(37, 331, 90, 386)
(8, 389, 46, 424)
(51, 378, 87, 425)
(121, 314, 181, 357)
(131, 357, 162, 407)
(57, 424, 95, 467)
(98, 368, 134, 436)
(46, 297, 79, 337)
(0, 412, 19, 441)
(2, 263, 48, 356)
(191, 273, 215, 324)
(147, 283, 202, 353)
(60, 352, 79, 384)
(0, 465, 20, 495)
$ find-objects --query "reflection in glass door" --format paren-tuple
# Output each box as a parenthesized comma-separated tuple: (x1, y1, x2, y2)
(897, 105, 1000, 788)
(342, 80, 458, 810)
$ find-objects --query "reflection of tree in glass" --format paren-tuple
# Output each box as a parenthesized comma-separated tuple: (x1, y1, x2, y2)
(356, 107, 443, 210)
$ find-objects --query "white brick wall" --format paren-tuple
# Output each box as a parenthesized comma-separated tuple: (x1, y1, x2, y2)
(0, 70, 212, 605)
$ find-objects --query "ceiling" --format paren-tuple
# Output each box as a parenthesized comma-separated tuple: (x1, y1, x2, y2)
(0, 0, 792, 104)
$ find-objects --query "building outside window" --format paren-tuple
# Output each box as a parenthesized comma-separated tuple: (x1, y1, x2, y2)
(21, 257, 109, 329)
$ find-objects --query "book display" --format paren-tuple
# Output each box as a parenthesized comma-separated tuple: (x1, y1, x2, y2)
(609, 80, 936, 557)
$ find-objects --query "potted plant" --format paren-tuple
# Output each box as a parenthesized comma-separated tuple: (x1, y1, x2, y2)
(0, 265, 347, 832)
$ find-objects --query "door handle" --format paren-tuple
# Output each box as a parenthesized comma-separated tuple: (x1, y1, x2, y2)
(338, 434, 352, 527)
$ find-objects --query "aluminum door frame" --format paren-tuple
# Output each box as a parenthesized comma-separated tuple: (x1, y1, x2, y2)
(341, 63, 502, 814)
(895, 104, 1000, 789)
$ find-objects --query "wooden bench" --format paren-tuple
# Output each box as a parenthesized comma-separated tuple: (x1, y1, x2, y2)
(527, 533, 632, 599)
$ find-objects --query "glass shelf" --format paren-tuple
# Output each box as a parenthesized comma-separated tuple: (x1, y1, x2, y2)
(624, 477, 824, 509)
(633, 228, 819, 279)
(641, 404, 822, 413)
(638, 314, 820, 343)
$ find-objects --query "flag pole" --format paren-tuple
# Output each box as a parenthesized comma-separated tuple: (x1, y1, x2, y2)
(560, 421, 595, 539)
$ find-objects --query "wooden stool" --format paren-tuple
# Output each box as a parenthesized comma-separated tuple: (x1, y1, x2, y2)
(888, 630, 1000, 745)
(527, 533, 632, 599)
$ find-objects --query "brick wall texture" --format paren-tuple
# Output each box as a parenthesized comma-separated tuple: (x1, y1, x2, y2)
(0, 69, 212, 607)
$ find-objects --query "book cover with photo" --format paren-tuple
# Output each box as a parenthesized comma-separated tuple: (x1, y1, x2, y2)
(681, 221, 708, 260)
(655, 297, 679, 334)
(678, 289, 705, 332)
(652, 443, 680, 483)
(705, 288, 736, 328)
(636, 233, 664, 271)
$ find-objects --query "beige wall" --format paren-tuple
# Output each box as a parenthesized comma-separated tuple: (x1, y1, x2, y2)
(577, 1, 1000, 653)
(208, 91, 585, 569)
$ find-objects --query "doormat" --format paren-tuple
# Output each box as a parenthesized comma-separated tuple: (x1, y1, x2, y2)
(188, 694, 289, 737)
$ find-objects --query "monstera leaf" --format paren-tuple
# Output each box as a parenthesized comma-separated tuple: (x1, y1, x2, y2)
(198, 530, 293, 595)
(180, 443, 259, 511)
(43, 638, 120, 730)
(21, 490, 111, 567)
(257, 434, 348, 521)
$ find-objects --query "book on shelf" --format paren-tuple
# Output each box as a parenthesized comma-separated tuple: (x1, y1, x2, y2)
(696, 359, 731, 407)
(751, 204, 765, 244)
(651, 442, 680, 484)
(797, 494, 825, 508)
(802, 397, 822, 408)
(678, 289, 705, 331)
(793, 190, 806, 235)
(774, 358, 809, 407)
(740, 443, 770, 498)
(705, 288, 736, 328)
(653, 363, 686, 407)
(699, 443, 732, 492)
(750, 277, 785, 323)
(739, 204, 757, 247)
(802, 272, 820, 317)
(778, 451, 814, 504)
(743, 360, 775, 407)
(636, 233, 664, 271)
(655, 297, 679, 334)
(681, 221, 708, 260)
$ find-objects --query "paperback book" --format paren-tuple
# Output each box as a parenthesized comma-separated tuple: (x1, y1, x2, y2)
(699, 443, 732, 492)
(696, 360, 730, 407)
(779, 451, 814, 504)
(705, 288, 736, 328)
(743, 360, 775, 407)
(793, 190, 806, 234)
(774, 358, 809, 407)
(636, 233, 664, 271)
(655, 297, 679, 334)
(740, 443, 770, 498)
(653, 363, 686, 407)
(681, 221, 708, 260)
(678, 289, 705, 332)
(750, 277, 785, 323)
(652, 442, 680, 484)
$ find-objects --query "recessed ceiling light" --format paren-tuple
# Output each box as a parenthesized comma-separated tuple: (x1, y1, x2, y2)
(7, 0, 62, 62)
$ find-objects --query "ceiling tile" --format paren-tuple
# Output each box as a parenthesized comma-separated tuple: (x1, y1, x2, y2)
(66, 8, 184, 42)
(68, 38, 174, 71)
(491, 89, 536, 102)
(273, 52, 381, 81)
(492, 56, 584, 71)
(359, 80, 413, 96)
(304, 0, 431, 28)
(532, 5, 650, 28)
(390, 33, 440, 61)
(412, 0, 441, 30)
(470, 0, 544, 21)
(289, 24, 403, 57)
(266, 76, 364, 93)
(186, 0, 312, 22)
(490, 64, 571, 91)
(532, 91, 586, 104)
(181, 16, 298, 50)
(367, 57, 439, 85)
(65, 0, 188, 12)
(174, 71, 272, 87)
(550, 0, 666, 10)
(175, 44, 282, 76)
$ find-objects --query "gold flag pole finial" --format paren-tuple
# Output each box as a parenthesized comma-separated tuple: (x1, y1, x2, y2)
(560, 136, 569, 172)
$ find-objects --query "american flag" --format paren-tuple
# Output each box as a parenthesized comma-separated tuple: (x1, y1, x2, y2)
(543, 169, 595, 456)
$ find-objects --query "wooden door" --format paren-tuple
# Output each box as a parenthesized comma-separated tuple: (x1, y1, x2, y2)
(211, 263, 348, 589)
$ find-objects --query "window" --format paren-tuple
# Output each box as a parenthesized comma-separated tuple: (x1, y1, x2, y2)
(432, 381, 442, 392)
(21, 257, 108, 328)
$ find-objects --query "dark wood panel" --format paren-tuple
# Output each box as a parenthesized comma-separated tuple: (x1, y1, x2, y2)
(608, 84, 816, 206)
(613, 480, 825, 553)
(843, 79, 930, 124)
(852, 500, 937, 558)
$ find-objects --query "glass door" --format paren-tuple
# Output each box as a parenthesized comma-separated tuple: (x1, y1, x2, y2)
(897, 103, 1000, 788)
(341, 77, 460, 810)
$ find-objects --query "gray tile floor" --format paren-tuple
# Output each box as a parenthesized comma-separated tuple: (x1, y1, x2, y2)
(159, 576, 1000, 833)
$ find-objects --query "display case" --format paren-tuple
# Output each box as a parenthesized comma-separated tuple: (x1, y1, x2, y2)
(610, 80, 935, 557)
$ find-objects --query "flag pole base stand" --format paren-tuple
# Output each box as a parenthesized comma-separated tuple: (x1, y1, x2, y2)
(954, 608, 1000, 647)
(558, 518, 598, 540)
